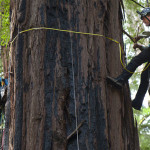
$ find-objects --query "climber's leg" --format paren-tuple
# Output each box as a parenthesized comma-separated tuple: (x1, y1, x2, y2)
(132, 63, 150, 110)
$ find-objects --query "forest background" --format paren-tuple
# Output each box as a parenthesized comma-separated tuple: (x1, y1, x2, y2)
(0, 0, 149, 149)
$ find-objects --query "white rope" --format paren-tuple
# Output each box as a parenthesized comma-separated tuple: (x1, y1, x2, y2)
(70, 33, 80, 150)
(67, 2, 79, 150)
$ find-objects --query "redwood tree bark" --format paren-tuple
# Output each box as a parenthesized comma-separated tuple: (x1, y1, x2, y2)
(4, 0, 140, 150)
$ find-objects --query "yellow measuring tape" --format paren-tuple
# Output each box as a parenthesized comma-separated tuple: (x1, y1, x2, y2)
(10, 27, 150, 74)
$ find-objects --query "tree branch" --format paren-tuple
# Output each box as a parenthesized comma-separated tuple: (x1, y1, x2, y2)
(67, 120, 85, 140)
(123, 30, 135, 43)
(130, 0, 145, 8)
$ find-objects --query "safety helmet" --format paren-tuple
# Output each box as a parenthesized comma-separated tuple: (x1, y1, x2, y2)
(137, 7, 150, 19)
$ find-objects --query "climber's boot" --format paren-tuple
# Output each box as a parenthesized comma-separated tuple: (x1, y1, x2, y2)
(132, 100, 142, 110)
(106, 76, 124, 89)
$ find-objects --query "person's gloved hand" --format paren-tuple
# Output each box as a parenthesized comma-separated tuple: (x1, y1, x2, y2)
(133, 43, 143, 50)
(134, 36, 142, 42)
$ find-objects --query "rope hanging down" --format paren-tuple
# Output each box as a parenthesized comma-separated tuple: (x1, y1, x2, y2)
(70, 33, 80, 150)
(10, 27, 150, 74)
(67, 1, 80, 149)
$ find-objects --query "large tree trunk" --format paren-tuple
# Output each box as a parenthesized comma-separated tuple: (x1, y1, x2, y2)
(4, 0, 140, 150)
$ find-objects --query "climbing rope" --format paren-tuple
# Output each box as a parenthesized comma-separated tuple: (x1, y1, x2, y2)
(67, 2, 80, 149)
(10, 26, 150, 74)
(70, 33, 80, 150)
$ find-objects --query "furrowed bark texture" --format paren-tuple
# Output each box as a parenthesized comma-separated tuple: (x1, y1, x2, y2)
(5, 0, 140, 150)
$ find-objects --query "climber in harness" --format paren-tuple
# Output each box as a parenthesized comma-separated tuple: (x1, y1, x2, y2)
(107, 7, 150, 110)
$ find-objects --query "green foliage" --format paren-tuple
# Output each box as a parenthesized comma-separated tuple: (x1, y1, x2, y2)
(0, 0, 10, 76)
(0, 0, 10, 47)
(134, 108, 150, 150)
(0, 0, 10, 133)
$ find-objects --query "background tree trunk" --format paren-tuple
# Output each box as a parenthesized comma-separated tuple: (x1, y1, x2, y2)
(4, 0, 140, 150)
(1, 46, 9, 150)
(1, 46, 9, 76)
